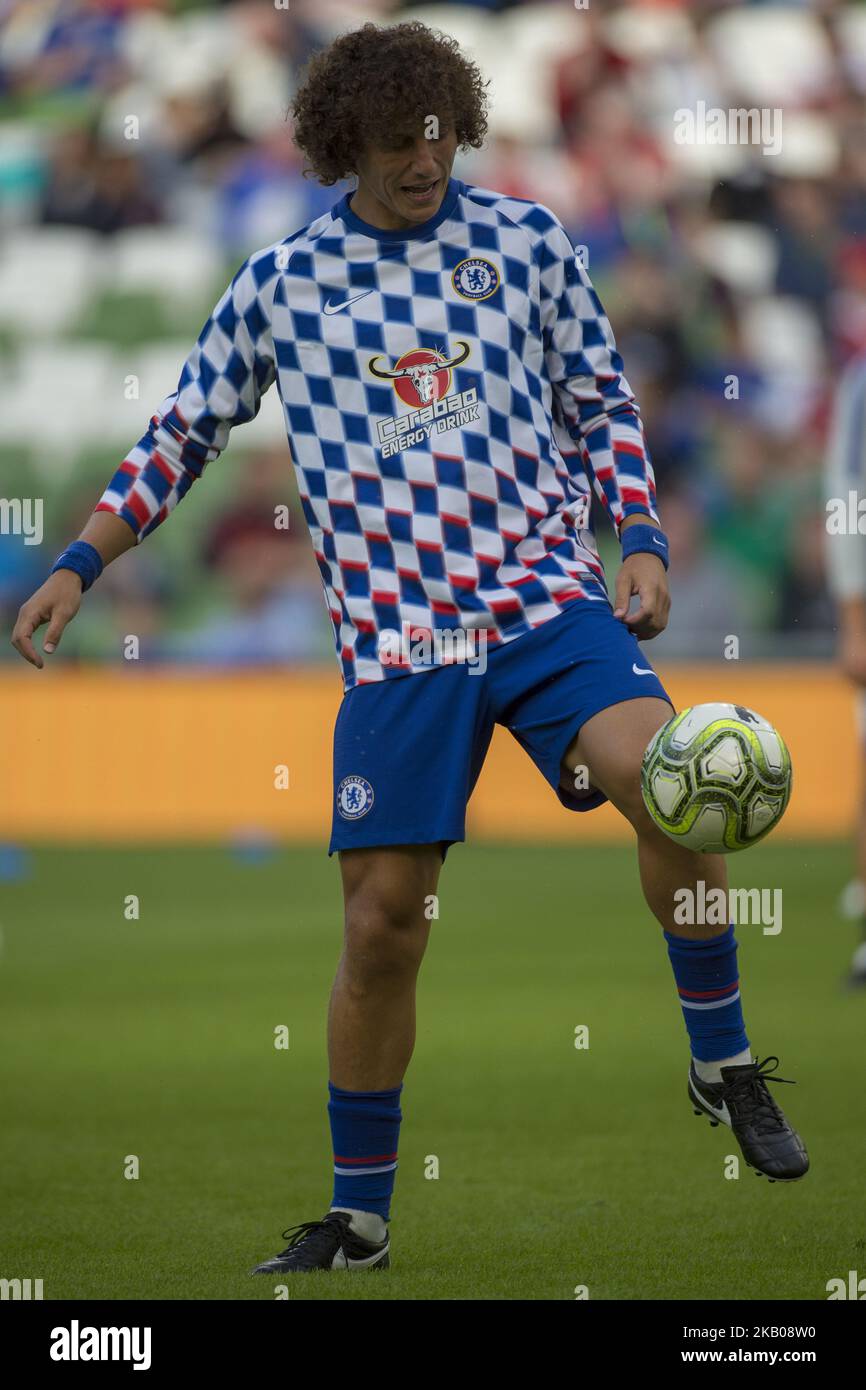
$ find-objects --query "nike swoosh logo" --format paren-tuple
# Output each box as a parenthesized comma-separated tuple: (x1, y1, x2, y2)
(632, 663, 655, 676)
(323, 290, 374, 315)
(689, 1070, 730, 1126)
(332, 1243, 389, 1270)
(652, 535, 666, 546)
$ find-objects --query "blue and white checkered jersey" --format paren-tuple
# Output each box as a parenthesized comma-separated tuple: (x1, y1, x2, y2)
(96, 178, 660, 689)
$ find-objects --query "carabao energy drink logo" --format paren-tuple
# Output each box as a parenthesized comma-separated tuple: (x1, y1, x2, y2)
(369, 342, 479, 456)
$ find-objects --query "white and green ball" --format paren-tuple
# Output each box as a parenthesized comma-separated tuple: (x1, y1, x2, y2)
(640, 703, 792, 853)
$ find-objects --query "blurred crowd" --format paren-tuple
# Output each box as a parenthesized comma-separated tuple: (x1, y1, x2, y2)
(0, 0, 860, 663)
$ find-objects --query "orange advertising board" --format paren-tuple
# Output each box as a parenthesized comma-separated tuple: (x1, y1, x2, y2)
(0, 666, 854, 843)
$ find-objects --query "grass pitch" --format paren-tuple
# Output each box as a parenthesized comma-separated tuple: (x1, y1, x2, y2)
(0, 841, 862, 1301)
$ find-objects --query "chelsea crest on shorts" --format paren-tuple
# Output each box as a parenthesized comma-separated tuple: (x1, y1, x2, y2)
(337, 775, 375, 820)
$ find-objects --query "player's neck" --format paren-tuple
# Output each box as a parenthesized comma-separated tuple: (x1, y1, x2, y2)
(349, 181, 446, 232)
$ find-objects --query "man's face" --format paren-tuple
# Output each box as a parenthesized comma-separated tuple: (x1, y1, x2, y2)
(352, 123, 459, 230)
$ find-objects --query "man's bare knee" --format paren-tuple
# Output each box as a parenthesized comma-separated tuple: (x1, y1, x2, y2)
(562, 699, 673, 831)
(338, 905, 429, 1003)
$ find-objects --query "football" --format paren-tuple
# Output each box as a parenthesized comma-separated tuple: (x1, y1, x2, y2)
(640, 703, 792, 853)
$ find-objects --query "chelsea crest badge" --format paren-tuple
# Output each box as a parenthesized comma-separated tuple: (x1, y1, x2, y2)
(451, 257, 500, 301)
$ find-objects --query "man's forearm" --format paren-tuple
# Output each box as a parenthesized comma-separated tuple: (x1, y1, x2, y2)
(839, 595, 866, 635)
(77, 511, 139, 569)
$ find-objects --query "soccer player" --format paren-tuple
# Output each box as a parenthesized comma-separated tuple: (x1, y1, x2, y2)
(825, 349, 866, 986)
(12, 21, 808, 1275)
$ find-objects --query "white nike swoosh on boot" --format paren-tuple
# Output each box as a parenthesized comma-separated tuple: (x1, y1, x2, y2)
(332, 1242, 389, 1270)
(689, 1068, 731, 1126)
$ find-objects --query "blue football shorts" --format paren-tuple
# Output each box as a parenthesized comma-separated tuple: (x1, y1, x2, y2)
(329, 596, 673, 856)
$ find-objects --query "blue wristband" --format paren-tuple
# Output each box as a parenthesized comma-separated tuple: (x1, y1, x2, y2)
(50, 540, 104, 592)
(620, 522, 669, 571)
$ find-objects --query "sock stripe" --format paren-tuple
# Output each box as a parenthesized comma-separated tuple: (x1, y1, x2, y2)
(334, 1162, 397, 1177)
(678, 979, 740, 1000)
(678, 989, 741, 1011)
(333, 1152, 398, 1164)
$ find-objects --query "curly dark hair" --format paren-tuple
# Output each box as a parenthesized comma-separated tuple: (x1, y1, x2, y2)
(290, 21, 489, 186)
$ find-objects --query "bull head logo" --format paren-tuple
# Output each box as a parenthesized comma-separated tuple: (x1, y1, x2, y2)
(368, 341, 471, 405)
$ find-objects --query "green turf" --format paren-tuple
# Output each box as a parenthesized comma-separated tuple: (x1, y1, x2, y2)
(0, 841, 863, 1301)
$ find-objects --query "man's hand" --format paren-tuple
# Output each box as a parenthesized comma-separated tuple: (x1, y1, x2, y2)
(11, 571, 84, 668)
(612, 552, 670, 640)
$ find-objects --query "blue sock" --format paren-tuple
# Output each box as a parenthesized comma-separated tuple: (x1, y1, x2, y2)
(328, 1082, 402, 1220)
(664, 925, 750, 1063)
